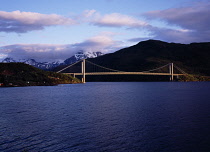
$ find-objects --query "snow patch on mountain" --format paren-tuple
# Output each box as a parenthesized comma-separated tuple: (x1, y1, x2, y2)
(1, 57, 61, 70)
(64, 51, 103, 65)
(1, 51, 104, 70)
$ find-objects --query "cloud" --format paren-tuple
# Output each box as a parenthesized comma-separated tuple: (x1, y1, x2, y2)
(93, 13, 148, 28)
(0, 10, 76, 33)
(72, 32, 124, 53)
(145, 2, 210, 31)
(0, 44, 75, 62)
(127, 37, 152, 43)
(0, 53, 7, 59)
(83, 7, 210, 43)
(143, 1, 210, 43)
(82, 10, 97, 18)
(146, 27, 197, 43)
(83, 10, 148, 28)
(0, 32, 124, 61)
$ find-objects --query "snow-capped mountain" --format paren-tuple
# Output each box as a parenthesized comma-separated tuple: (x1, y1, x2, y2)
(64, 51, 103, 65)
(2, 57, 16, 63)
(2, 57, 61, 70)
(1, 51, 104, 70)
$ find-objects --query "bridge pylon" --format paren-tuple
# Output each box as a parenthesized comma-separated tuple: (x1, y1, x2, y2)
(169, 63, 174, 81)
(81, 59, 86, 83)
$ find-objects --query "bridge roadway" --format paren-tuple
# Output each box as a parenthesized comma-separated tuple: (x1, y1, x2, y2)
(63, 72, 184, 76)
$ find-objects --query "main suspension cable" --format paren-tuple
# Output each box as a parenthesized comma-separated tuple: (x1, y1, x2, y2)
(57, 60, 83, 73)
(85, 60, 125, 72)
(86, 60, 170, 73)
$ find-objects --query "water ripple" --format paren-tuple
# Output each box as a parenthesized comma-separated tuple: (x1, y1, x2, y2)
(1, 82, 210, 151)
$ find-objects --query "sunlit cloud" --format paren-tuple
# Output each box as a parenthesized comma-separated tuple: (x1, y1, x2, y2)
(0, 10, 76, 33)
(83, 10, 148, 28)
(143, 1, 210, 43)
(0, 44, 74, 62)
(144, 1, 210, 31)
(0, 53, 7, 59)
(0, 32, 125, 61)
(72, 32, 124, 53)
(82, 9, 97, 18)
(80, 2, 210, 44)
(93, 13, 148, 28)
(127, 37, 152, 43)
(83, 7, 210, 43)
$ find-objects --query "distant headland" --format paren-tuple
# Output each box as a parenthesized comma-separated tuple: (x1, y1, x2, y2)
(0, 63, 81, 87)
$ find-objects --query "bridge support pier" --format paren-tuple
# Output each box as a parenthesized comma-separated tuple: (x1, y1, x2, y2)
(81, 59, 86, 83)
(169, 63, 174, 81)
(72, 73, 75, 78)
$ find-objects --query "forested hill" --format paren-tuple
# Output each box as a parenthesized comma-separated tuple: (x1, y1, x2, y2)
(0, 63, 81, 87)
(88, 40, 210, 76)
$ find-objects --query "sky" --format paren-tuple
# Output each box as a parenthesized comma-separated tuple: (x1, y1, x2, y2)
(0, 0, 209, 62)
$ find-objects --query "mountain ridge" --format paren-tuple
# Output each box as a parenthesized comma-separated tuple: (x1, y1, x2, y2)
(80, 39, 210, 81)
(1, 51, 103, 70)
(87, 39, 210, 75)
(0, 63, 81, 87)
(1, 40, 210, 81)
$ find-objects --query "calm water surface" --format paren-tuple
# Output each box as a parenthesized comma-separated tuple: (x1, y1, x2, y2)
(0, 82, 210, 152)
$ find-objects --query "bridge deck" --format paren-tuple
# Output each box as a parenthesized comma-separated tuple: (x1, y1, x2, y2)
(63, 72, 184, 76)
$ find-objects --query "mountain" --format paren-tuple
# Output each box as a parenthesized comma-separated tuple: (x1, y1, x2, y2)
(84, 39, 210, 81)
(0, 63, 81, 87)
(2, 57, 16, 63)
(87, 40, 210, 74)
(2, 57, 61, 70)
(64, 51, 103, 65)
(54, 40, 209, 81)
(1, 51, 103, 70)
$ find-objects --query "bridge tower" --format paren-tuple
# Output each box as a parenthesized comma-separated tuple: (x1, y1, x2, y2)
(81, 59, 86, 83)
(169, 63, 174, 81)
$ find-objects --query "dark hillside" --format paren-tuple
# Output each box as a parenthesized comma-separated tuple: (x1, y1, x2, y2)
(0, 63, 81, 87)
(54, 40, 210, 81)
(88, 40, 210, 75)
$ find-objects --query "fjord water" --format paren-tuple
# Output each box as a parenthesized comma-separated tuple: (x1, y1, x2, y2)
(1, 82, 210, 152)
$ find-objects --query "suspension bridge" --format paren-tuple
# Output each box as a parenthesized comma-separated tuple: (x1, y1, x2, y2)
(57, 59, 186, 83)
